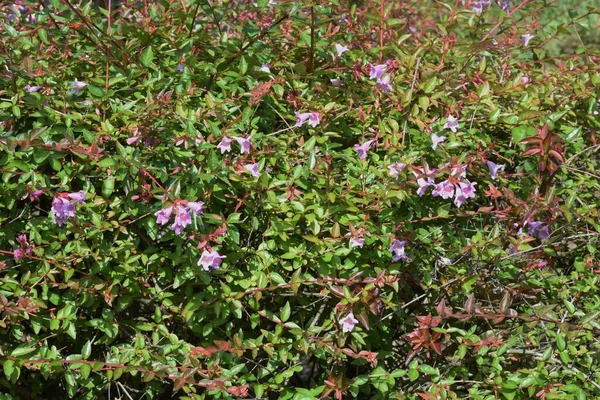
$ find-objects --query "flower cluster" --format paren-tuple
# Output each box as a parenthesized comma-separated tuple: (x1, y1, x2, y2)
(198, 249, 226, 271)
(217, 136, 251, 154)
(13, 234, 33, 261)
(528, 221, 550, 240)
(155, 201, 204, 234)
(431, 166, 477, 208)
(295, 111, 321, 128)
(368, 63, 392, 92)
(51, 191, 86, 226)
(415, 164, 478, 208)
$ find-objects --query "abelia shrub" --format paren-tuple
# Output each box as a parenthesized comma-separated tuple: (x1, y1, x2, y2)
(0, 0, 599, 399)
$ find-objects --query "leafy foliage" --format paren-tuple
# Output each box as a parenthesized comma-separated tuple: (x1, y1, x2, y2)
(1, 0, 600, 398)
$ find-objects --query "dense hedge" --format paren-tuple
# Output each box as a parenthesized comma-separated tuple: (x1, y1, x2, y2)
(1, 0, 600, 398)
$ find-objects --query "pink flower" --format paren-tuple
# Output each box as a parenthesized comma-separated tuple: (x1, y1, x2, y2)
(444, 116, 459, 132)
(330, 78, 342, 87)
(127, 135, 140, 145)
(389, 239, 408, 262)
(486, 161, 503, 180)
(295, 112, 321, 128)
(51, 197, 77, 226)
(187, 201, 204, 215)
(458, 180, 477, 199)
(17, 234, 28, 246)
(431, 134, 446, 150)
(369, 64, 387, 80)
(416, 178, 432, 196)
(413, 165, 436, 196)
(472, 1, 484, 13)
(25, 85, 41, 92)
(388, 162, 407, 177)
(308, 112, 321, 127)
(234, 137, 251, 154)
(521, 34, 535, 47)
(13, 248, 23, 262)
(155, 205, 174, 225)
(354, 140, 374, 160)
(217, 137, 232, 154)
(340, 312, 359, 333)
(453, 192, 467, 208)
(295, 112, 311, 127)
(67, 190, 86, 204)
(198, 249, 226, 271)
(432, 180, 454, 199)
(171, 205, 192, 234)
(454, 181, 477, 208)
(451, 165, 467, 179)
(335, 44, 349, 57)
(349, 237, 364, 248)
(377, 74, 392, 92)
(244, 163, 260, 177)
(521, 74, 530, 84)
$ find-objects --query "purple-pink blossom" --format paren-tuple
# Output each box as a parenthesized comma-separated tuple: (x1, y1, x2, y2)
(155, 201, 203, 234)
(451, 165, 467, 179)
(171, 205, 192, 235)
(340, 312, 359, 333)
(431, 134, 446, 150)
(335, 44, 349, 57)
(377, 74, 393, 92)
(444, 116, 459, 132)
(389, 239, 408, 262)
(155, 205, 174, 225)
(295, 111, 321, 128)
(217, 137, 232, 154)
(521, 34, 535, 47)
(349, 236, 364, 249)
(51, 191, 85, 226)
(413, 165, 437, 196)
(187, 201, 204, 215)
(244, 163, 260, 177)
(25, 84, 41, 93)
(486, 161, 503, 180)
(13, 248, 24, 262)
(432, 180, 455, 200)
(234, 137, 251, 154)
(67, 190, 86, 203)
(388, 162, 407, 178)
(528, 221, 550, 240)
(454, 181, 477, 208)
(354, 140, 374, 160)
(369, 64, 387, 80)
(70, 78, 87, 94)
(198, 249, 226, 271)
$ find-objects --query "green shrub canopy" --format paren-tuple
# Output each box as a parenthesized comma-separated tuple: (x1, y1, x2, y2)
(1, 0, 600, 398)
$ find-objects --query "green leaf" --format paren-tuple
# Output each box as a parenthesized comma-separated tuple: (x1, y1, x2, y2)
(280, 301, 291, 322)
(140, 46, 154, 67)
